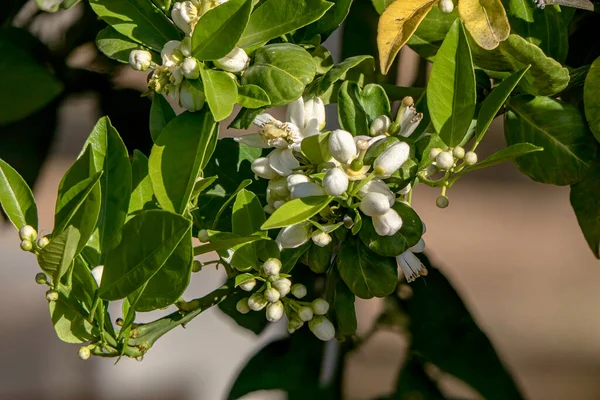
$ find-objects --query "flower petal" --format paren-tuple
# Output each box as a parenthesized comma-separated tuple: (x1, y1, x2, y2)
(286, 97, 305, 129)
(269, 148, 300, 176)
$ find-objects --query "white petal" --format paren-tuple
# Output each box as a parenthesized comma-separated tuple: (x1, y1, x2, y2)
(235, 133, 271, 148)
(410, 238, 425, 253)
(323, 168, 349, 196)
(360, 179, 395, 206)
(304, 97, 326, 130)
(290, 182, 325, 199)
(269, 148, 300, 176)
(253, 113, 276, 127)
(360, 192, 392, 216)
(396, 251, 428, 282)
(287, 173, 312, 189)
(329, 129, 357, 164)
(251, 157, 278, 179)
(301, 118, 320, 139)
(286, 97, 305, 129)
(372, 209, 403, 236)
(276, 222, 311, 249)
(374, 142, 410, 178)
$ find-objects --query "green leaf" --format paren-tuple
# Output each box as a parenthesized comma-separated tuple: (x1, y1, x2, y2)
(332, 278, 357, 336)
(89, 0, 180, 52)
(474, 67, 529, 145)
(218, 290, 269, 334)
(304, 242, 333, 273)
(0, 158, 38, 231)
(128, 151, 157, 218)
(233, 189, 266, 236)
(427, 20, 476, 146)
(337, 237, 398, 299)
(49, 288, 94, 344)
(0, 30, 63, 126)
(459, 143, 543, 174)
(37, 226, 81, 283)
(238, 0, 333, 48)
(261, 196, 333, 230)
(338, 81, 370, 135)
(402, 256, 524, 400)
(280, 242, 311, 273)
(194, 234, 265, 255)
(99, 210, 192, 301)
(229, 107, 267, 129)
(237, 84, 271, 109)
(359, 202, 423, 257)
(191, 175, 218, 200)
(82, 117, 132, 262)
(35, 0, 81, 12)
(407, 6, 458, 60)
(584, 56, 600, 143)
(570, 165, 600, 258)
(308, 55, 374, 97)
(242, 44, 316, 106)
(150, 94, 176, 142)
(96, 26, 159, 64)
(505, 95, 597, 185)
(149, 110, 218, 214)
(372, 0, 395, 13)
(297, 0, 352, 41)
(301, 132, 331, 164)
(192, 0, 252, 60)
(391, 356, 447, 399)
(198, 68, 238, 121)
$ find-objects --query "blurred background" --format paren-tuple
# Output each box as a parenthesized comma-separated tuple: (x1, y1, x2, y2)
(2, 1, 600, 399)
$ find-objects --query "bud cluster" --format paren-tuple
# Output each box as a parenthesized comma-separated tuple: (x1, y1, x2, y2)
(19, 225, 49, 255)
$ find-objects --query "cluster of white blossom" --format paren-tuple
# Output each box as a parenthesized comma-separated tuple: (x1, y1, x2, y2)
(239, 96, 431, 283)
(235, 258, 335, 341)
(127, 0, 250, 111)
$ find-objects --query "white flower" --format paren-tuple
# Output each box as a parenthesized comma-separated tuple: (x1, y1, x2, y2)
(264, 287, 281, 303)
(286, 96, 325, 139)
(436, 151, 454, 170)
(359, 179, 395, 206)
(396, 239, 428, 282)
(291, 283, 307, 299)
(372, 208, 403, 236)
(273, 278, 292, 296)
(268, 148, 300, 176)
(360, 192, 392, 217)
(322, 167, 349, 196)
(311, 230, 332, 247)
(329, 129, 357, 164)
(373, 142, 410, 178)
(91, 265, 104, 287)
(161, 40, 184, 67)
(276, 222, 311, 249)
(129, 50, 152, 71)
(299, 306, 314, 322)
(439, 0, 455, 13)
(171, 1, 199, 35)
(181, 57, 200, 79)
(309, 316, 335, 341)
(370, 115, 391, 136)
(214, 46, 250, 73)
(263, 258, 282, 276)
(398, 102, 423, 137)
(290, 182, 325, 199)
(178, 80, 205, 111)
(312, 298, 329, 315)
(251, 157, 278, 179)
(266, 301, 284, 322)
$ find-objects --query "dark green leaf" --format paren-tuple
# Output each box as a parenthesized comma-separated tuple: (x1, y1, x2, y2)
(280, 242, 311, 273)
(96, 26, 159, 64)
(372, 0, 395, 13)
(297, 0, 352, 41)
(37, 226, 81, 283)
(570, 164, 600, 258)
(305, 242, 333, 273)
(0, 158, 38, 231)
(198, 68, 238, 121)
(218, 290, 269, 334)
(584, 56, 600, 143)
(150, 93, 176, 142)
(233, 189, 266, 236)
(237, 84, 271, 109)
(391, 356, 447, 399)
(332, 277, 357, 336)
(128, 151, 157, 218)
(338, 81, 370, 135)
(307, 55, 374, 98)
(262, 196, 333, 229)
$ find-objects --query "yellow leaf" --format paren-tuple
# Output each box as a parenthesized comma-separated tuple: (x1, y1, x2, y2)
(458, 0, 510, 50)
(377, 0, 439, 75)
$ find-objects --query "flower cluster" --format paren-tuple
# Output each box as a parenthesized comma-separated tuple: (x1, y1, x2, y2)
(235, 258, 335, 341)
(239, 95, 431, 282)
(127, 0, 250, 111)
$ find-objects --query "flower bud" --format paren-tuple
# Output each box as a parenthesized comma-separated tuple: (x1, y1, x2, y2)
(266, 301, 284, 322)
(359, 179, 395, 206)
(288, 317, 304, 333)
(239, 278, 257, 292)
(322, 168, 349, 196)
(290, 182, 325, 199)
(329, 130, 357, 164)
(309, 316, 335, 341)
(304, 97, 326, 130)
(370, 115, 391, 136)
(276, 222, 311, 249)
(236, 298, 251, 314)
(311, 230, 332, 247)
(192, 260, 203, 273)
(198, 229, 210, 242)
(179, 80, 206, 111)
(464, 151, 478, 165)
(372, 208, 403, 236)
(264, 204, 276, 214)
(20, 240, 33, 252)
(248, 292, 268, 311)
(36, 236, 49, 249)
(46, 289, 59, 302)
(161, 40, 184, 67)
(439, 0, 454, 13)
(181, 57, 200, 79)
(91, 265, 104, 287)
(250, 157, 278, 179)
(35, 273, 47, 285)
(436, 195, 449, 208)
(452, 146, 465, 159)
(298, 306, 314, 322)
(287, 173, 312, 190)
(436, 151, 454, 170)
(312, 298, 329, 315)
(171, 1, 199, 35)
(375, 142, 411, 178)
(19, 225, 37, 241)
(263, 258, 282, 276)
(360, 192, 392, 217)
(272, 278, 292, 296)
(398, 183, 412, 196)
(343, 214, 354, 229)
(428, 148, 443, 161)
(291, 283, 307, 299)
(268, 176, 290, 198)
(78, 346, 91, 361)
(273, 200, 285, 209)
(214, 47, 250, 73)
(129, 50, 152, 71)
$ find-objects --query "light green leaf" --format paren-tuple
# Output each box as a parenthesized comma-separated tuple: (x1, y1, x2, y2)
(505, 95, 597, 185)
(99, 210, 192, 300)
(233, 189, 266, 236)
(570, 165, 600, 259)
(0, 158, 38, 231)
(194, 234, 264, 255)
(37, 226, 81, 283)
(237, 84, 271, 109)
(301, 132, 331, 164)
(427, 20, 476, 146)
(241, 43, 316, 106)
(192, 0, 252, 60)
(89, 0, 180, 52)
(128, 150, 157, 218)
(584, 56, 600, 143)
(150, 94, 176, 142)
(338, 81, 370, 135)
(35, 0, 81, 12)
(238, 0, 333, 48)
(49, 289, 94, 344)
(337, 237, 398, 299)
(149, 110, 218, 214)
(308, 55, 374, 97)
(261, 196, 333, 230)
(199, 68, 238, 121)
(96, 26, 159, 64)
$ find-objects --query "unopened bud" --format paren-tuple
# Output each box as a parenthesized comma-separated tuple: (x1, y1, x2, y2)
(464, 151, 478, 165)
(20, 240, 33, 252)
(439, 0, 454, 13)
(181, 57, 200, 79)
(298, 306, 314, 321)
(214, 47, 250, 73)
(373, 142, 410, 178)
(239, 278, 257, 292)
(251, 157, 278, 179)
(288, 317, 304, 333)
(264, 204, 276, 214)
(309, 316, 335, 341)
(370, 115, 391, 136)
(356, 139, 370, 151)
(436, 195, 449, 208)
(78, 346, 91, 360)
(192, 260, 203, 273)
(372, 208, 403, 236)
(19, 225, 37, 241)
(343, 214, 354, 229)
(311, 230, 332, 247)
(291, 283, 307, 299)
(428, 148, 443, 161)
(263, 258, 282, 276)
(36, 236, 49, 249)
(198, 229, 210, 242)
(329, 130, 357, 164)
(35, 273, 47, 285)
(360, 192, 392, 217)
(264, 287, 281, 303)
(46, 289, 59, 302)
(323, 168, 349, 196)
(276, 222, 311, 249)
(129, 50, 152, 71)
(435, 151, 454, 170)
(115, 318, 124, 326)
(312, 298, 329, 315)
(179, 80, 205, 111)
(266, 301, 284, 322)
(452, 146, 465, 159)
(248, 292, 268, 311)
(272, 278, 292, 296)
(236, 298, 251, 314)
